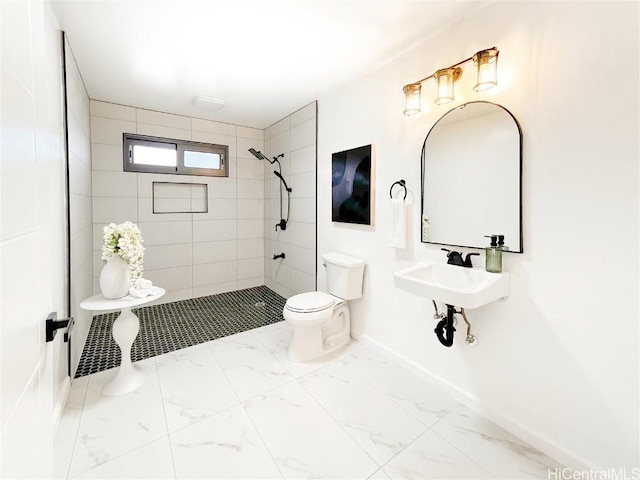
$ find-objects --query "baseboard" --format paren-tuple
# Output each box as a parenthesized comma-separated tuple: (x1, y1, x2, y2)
(351, 329, 594, 471)
(52, 376, 71, 434)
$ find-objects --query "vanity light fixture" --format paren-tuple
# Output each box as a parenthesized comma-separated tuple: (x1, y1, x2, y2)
(473, 48, 499, 91)
(403, 84, 422, 115)
(403, 47, 499, 115)
(434, 67, 461, 105)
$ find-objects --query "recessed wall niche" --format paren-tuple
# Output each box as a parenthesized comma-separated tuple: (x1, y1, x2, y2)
(152, 182, 208, 214)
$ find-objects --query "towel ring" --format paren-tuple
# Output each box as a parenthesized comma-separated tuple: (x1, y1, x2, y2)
(390, 179, 407, 200)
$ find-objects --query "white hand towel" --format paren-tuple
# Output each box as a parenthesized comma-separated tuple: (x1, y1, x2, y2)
(387, 198, 406, 249)
(135, 278, 152, 290)
(129, 278, 154, 298)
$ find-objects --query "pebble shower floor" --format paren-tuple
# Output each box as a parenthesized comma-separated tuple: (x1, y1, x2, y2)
(75, 286, 286, 378)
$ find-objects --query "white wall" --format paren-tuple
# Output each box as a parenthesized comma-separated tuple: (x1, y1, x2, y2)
(1, 1, 67, 476)
(317, 1, 638, 470)
(65, 38, 93, 379)
(263, 102, 317, 298)
(89, 101, 265, 304)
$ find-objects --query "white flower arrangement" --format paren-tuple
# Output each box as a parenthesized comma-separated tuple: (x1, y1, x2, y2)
(101, 221, 145, 285)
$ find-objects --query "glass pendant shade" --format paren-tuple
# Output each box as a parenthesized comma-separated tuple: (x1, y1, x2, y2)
(434, 68, 457, 105)
(473, 49, 499, 91)
(403, 84, 421, 115)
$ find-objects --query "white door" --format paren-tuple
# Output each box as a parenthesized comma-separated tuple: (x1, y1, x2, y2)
(1, 1, 68, 478)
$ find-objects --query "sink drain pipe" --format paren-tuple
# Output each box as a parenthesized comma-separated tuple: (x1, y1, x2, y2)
(432, 302, 477, 347)
(434, 305, 457, 347)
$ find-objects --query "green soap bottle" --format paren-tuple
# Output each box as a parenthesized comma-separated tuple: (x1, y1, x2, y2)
(484, 235, 502, 273)
(497, 235, 507, 252)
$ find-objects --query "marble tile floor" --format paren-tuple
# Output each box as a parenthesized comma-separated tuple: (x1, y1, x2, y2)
(55, 322, 562, 479)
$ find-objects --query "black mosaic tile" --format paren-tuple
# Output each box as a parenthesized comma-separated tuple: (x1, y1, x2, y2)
(75, 285, 286, 378)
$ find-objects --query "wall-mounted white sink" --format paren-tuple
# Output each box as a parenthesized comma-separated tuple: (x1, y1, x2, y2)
(393, 260, 509, 309)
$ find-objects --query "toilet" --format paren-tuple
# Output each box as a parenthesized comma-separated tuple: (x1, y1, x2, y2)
(283, 252, 366, 362)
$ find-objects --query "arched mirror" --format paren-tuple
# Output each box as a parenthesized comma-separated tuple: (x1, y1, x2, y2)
(421, 101, 523, 252)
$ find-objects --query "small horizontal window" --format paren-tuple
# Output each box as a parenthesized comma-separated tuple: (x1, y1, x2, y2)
(130, 141, 177, 167)
(184, 150, 221, 169)
(123, 133, 228, 177)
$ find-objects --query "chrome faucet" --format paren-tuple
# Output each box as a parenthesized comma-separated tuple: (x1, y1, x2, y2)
(441, 248, 479, 268)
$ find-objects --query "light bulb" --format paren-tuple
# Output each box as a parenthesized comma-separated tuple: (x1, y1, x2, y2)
(403, 84, 421, 115)
(434, 68, 456, 105)
(473, 49, 499, 91)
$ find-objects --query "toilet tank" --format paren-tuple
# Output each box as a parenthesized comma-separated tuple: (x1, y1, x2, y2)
(322, 252, 366, 300)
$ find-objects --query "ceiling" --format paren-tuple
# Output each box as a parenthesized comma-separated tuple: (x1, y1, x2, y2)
(51, 0, 486, 129)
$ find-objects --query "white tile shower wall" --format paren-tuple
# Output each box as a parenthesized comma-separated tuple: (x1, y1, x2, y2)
(263, 102, 317, 298)
(90, 101, 264, 302)
(65, 37, 93, 379)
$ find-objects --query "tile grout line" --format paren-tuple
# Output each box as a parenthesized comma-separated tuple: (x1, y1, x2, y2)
(294, 343, 443, 474)
(207, 330, 299, 401)
(234, 338, 391, 477)
(207, 332, 286, 480)
(156, 345, 242, 438)
(62, 379, 90, 480)
(294, 373, 382, 478)
(69, 436, 172, 479)
(236, 401, 286, 480)
(67, 359, 177, 478)
(367, 414, 455, 479)
(189, 117, 196, 300)
(324, 347, 473, 471)
(338, 350, 443, 428)
(65, 369, 166, 479)
(429, 427, 498, 480)
(150, 356, 179, 480)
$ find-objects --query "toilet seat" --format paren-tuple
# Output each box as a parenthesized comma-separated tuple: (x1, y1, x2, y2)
(283, 252, 365, 362)
(285, 291, 336, 314)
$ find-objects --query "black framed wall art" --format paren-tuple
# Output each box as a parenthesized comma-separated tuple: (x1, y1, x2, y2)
(331, 144, 374, 225)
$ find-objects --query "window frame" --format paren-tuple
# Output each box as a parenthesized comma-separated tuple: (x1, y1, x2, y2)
(123, 133, 229, 177)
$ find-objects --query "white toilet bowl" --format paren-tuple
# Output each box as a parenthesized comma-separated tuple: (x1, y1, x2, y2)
(283, 291, 350, 361)
(282, 252, 365, 362)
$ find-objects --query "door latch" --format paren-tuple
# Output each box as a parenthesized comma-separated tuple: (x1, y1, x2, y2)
(45, 312, 74, 343)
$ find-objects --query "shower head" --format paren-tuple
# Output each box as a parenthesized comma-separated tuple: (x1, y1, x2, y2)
(248, 148, 270, 162)
(273, 170, 292, 193)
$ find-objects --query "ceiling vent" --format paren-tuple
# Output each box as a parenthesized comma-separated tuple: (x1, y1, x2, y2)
(192, 96, 225, 112)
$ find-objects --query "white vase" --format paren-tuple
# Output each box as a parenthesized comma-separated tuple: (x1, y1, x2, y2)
(99, 255, 130, 299)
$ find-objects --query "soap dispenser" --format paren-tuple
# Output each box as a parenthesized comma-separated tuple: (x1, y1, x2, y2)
(497, 235, 507, 252)
(484, 235, 502, 273)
